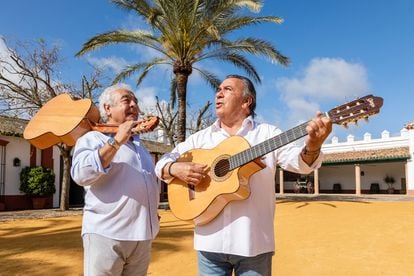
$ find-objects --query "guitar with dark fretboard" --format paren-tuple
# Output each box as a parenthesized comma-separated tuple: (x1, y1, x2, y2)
(167, 95, 383, 225)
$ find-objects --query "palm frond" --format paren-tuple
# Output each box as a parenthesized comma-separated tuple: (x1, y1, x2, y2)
(219, 16, 284, 34)
(112, 57, 171, 84)
(192, 67, 221, 90)
(112, 63, 147, 85)
(111, 0, 150, 14)
(214, 53, 261, 83)
(136, 62, 161, 85)
(202, 38, 289, 66)
(76, 30, 167, 57)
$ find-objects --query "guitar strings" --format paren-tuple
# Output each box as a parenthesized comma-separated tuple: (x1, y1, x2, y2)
(213, 122, 310, 177)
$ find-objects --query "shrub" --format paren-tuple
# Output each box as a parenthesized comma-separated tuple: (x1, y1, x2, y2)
(19, 166, 56, 196)
(383, 175, 395, 187)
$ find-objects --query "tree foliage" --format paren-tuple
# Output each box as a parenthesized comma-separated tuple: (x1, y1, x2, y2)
(77, 0, 289, 142)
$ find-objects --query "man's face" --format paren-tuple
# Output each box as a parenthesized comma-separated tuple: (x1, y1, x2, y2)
(215, 77, 251, 121)
(106, 89, 140, 124)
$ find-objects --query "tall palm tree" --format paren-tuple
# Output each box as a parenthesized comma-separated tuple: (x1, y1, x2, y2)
(77, 0, 289, 142)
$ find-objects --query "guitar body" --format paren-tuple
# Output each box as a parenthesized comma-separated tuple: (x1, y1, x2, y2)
(167, 94, 384, 226)
(168, 136, 265, 225)
(23, 94, 100, 149)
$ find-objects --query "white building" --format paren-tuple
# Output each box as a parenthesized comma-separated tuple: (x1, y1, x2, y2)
(277, 124, 414, 195)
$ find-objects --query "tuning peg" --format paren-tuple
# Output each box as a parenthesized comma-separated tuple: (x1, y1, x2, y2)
(364, 117, 369, 123)
(343, 123, 348, 129)
(354, 120, 359, 126)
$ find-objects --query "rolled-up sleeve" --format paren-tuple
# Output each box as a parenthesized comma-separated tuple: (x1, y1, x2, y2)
(71, 132, 107, 186)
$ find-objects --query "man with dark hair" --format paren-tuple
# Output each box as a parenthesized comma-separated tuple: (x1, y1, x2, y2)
(155, 75, 332, 275)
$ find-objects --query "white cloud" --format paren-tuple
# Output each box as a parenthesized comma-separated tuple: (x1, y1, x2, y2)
(130, 43, 162, 60)
(134, 86, 158, 115)
(0, 37, 19, 83)
(275, 57, 370, 125)
(86, 56, 129, 74)
(0, 36, 10, 58)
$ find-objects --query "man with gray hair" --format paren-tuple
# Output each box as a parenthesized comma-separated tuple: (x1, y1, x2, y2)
(71, 83, 160, 276)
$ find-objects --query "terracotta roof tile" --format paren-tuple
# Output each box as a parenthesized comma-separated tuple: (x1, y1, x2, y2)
(141, 139, 172, 154)
(0, 116, 27, 136)
(323, 147, 410, 164)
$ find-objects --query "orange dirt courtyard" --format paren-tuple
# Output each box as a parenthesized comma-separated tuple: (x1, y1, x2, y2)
(1, 200, 414, 275)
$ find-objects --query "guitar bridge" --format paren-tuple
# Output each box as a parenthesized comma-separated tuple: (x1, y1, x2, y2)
(188, 184, 195, 200)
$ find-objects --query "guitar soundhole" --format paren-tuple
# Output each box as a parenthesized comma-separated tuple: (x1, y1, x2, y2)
(214, 159, 230, 177)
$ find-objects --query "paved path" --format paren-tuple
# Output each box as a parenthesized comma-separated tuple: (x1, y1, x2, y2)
(0, 208, 83, 222)
(1, 194, 413, 222)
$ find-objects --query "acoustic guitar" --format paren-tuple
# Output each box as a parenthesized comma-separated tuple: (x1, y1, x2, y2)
(23, 93, 159, 149)
(168, 95, 384, 225)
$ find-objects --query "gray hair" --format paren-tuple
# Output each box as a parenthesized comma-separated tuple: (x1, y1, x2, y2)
(98, 83, 133, 122)
(224, 74, 257, 118)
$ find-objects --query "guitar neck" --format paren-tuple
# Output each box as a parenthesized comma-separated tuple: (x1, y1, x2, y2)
(88, 116, 159, 135)
(229, 120, 310, 170)
(90, 123, 118, 133)
(90, 124, 150, 135)
(227, 93, 385, 170)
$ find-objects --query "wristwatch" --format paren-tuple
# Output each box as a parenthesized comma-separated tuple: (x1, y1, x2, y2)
(107, 137, 121, 150)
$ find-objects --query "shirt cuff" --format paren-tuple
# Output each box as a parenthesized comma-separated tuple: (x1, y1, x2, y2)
(155, 153, 179, 180)
(299, 149, 324, 170)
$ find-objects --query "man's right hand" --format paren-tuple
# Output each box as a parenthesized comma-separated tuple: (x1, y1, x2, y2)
(115, 120, 140, 145)
(168, 162, 209, 186)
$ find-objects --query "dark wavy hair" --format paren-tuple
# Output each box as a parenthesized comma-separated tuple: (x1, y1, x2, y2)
(225, 74, 257, 118)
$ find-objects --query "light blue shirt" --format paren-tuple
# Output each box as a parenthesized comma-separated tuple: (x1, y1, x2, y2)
(71, 131, 160, 241)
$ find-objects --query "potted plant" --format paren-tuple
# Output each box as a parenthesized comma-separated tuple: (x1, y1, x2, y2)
(20, 166, 56, 209)
(384, 175, 396, 194)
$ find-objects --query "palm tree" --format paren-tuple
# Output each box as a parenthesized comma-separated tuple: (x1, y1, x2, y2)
(77, 0, 289, 142)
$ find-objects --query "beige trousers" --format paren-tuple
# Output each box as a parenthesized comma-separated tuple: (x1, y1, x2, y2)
(83, 233, 152, 276)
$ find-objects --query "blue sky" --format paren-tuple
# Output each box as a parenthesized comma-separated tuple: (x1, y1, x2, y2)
(1, 0, 413, 142)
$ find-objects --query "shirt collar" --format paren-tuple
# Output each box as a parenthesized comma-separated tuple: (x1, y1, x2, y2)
(109, 134, 140, 143)
(212, 116, 255, 132)
(130, 135, 140, 144)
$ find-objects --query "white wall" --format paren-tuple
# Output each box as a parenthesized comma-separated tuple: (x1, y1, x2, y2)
(4, 136, 31, 195)
(407, 130, 414, 191)
(319, 162, 405, 191)
(1, 134, 61, 208)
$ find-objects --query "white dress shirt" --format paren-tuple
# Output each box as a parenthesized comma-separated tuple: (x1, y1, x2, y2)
(71, 131, 160, 241)
(155, 116, 323, 257)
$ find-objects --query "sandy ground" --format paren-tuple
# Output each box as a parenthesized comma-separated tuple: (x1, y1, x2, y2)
(1, 200, 414, 275)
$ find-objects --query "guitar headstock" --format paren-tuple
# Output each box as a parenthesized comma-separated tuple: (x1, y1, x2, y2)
(327, 94, 383, 127)
(133, 116, 160, 134)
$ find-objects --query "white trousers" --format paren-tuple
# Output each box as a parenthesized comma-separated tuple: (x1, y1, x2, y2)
(83, 233, 152, 276)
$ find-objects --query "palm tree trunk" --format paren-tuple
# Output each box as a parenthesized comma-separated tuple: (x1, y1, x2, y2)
(175, 72, 189, 143)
